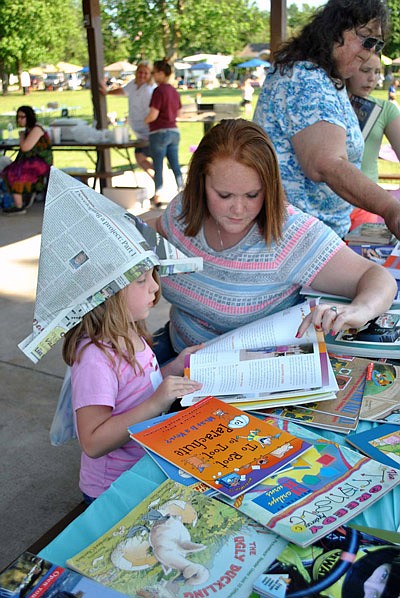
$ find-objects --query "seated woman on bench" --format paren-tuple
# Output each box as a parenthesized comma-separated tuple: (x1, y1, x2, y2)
(2, 105, 53, 214)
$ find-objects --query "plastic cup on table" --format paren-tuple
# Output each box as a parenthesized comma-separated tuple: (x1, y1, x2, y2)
(52, 127, 61, 144)
(113, 127, 124, 144)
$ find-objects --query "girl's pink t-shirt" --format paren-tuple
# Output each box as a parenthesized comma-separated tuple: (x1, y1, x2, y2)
(71, 340, 162, 498)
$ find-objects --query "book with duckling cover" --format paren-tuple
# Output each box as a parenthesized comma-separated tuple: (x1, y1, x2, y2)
(67, 479, 287, 598)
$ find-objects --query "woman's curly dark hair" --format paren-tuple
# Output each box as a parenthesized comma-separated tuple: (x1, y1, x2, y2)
(273, 0, 389, 88)
(16, 105, 37, 129)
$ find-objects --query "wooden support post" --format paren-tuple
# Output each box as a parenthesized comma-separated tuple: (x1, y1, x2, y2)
(270, 0, 287, 60)
(82, 0, 112, 190)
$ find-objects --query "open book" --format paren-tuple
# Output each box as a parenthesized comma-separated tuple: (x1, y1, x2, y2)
(181, 300, 338, 409)
(350, 94, 383, 139)
(18, 167, 202, 363)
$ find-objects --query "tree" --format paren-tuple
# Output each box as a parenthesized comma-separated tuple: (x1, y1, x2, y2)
(385, 0, 400, 58)
(100, 0, 267, 62)
(287, 3, 318, 36)
(0, 0, 87, 94)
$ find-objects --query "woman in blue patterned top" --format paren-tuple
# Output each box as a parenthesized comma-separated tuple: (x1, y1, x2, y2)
(254, 0, 400, 240)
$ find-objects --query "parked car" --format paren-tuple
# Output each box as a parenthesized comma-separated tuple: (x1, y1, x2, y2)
(30, 75, 45, 91)
(44, 73, 66, 90)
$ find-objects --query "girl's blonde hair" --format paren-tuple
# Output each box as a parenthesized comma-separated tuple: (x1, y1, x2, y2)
(62, 269, 160, 372)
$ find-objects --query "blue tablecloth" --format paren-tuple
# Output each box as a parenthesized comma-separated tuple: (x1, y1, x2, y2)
(39, 420, 400, 568)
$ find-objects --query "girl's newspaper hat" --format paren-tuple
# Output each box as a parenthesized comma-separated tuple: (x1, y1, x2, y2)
(18, 167, 202, 363)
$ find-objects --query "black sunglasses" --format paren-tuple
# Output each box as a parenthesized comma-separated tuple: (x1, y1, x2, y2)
(357, 33, 385, 53)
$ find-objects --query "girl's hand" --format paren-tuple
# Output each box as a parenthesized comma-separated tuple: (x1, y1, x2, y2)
(151, 375, 203, 411)
(296, 303, 375, 338)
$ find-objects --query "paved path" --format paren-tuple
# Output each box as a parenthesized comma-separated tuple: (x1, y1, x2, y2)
(0, 170, 171, 569)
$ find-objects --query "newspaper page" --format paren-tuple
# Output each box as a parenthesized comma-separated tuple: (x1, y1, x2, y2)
(19, 167, 202, 363)
(182, 300, 338, 405)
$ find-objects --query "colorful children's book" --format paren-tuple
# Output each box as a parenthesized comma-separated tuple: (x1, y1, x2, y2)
(0, 551, 129, 597)
(360, 361, 400, 423)
(325, 309, 400, 358)
(349, 243, 400, 300)
(67, 479, 287, 598)
(260, 354, 369, 433)
(218, 416, 400, 547)
(383, 240, 400, 279)
(129, 396, 312, 499)
(346, 423, 400, 469)
(350, 242, 395, 264)
(252, 525, 400, 597)
(129, 413, 216, 495)
(350, 94, 383, 139)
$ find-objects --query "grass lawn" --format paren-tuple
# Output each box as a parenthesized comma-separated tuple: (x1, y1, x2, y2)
(0, 85, 398, 181)
(0, 86, 259, 171)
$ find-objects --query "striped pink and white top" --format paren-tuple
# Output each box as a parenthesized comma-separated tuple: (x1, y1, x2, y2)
(161, 196, 343, 352)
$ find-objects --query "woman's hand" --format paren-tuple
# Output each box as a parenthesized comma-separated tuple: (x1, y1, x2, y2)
(175, 343, 205, 372)
(161, 343, 205, 377)
(296, 302, 375, 338)
(298, 246, 397, 338)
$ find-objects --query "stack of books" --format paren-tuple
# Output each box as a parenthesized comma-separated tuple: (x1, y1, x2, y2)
(261, 354, 370, 434)
(28, 396, 397, 597)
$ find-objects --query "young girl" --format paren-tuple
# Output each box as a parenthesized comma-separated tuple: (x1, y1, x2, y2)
(62, 266, 202, 503)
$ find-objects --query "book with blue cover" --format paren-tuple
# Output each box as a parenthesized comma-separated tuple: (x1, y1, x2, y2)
(0, 551, 129, 597)
(346, 423, 400, 469)
(350, 94, 383, 139)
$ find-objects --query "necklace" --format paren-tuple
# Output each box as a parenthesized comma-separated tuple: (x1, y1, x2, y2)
(215, 220, 224, 250)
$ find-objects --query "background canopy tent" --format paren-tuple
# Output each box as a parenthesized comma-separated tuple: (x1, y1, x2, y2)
(56, 62, 83, 74)
(237, 58, 271, 68)
(104, 61, 136, 72)
(190, 62, 213, 71)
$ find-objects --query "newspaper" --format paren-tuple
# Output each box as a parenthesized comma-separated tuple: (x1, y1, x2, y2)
(19, 167, 203, 363)
(182, 300, 339, 407)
